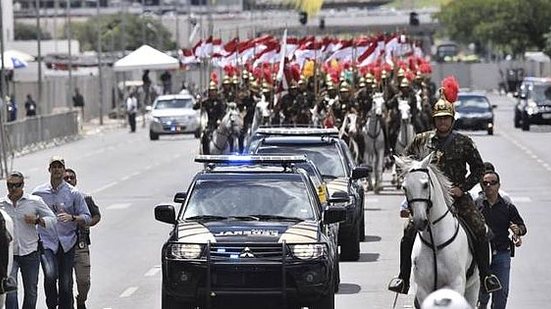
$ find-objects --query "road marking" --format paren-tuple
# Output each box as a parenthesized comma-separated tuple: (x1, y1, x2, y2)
(120, 286, 139, 298)
(537, 159, 544, 164)
(511, 196, 532, 203)
(144, 265, 161, 277)
(91, 181, 118, 194)
(367, 198, 379, 203)
(107, 203, 131, 210)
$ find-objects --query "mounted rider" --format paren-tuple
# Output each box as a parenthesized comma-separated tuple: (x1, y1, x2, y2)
(355, 73, 376, 124)
(193, 81, 226, 154)
(279, 81, 299, 125)
(221, 76, 236, 104)
(388, 76, 502, 295)
(331, 81, 356, 128)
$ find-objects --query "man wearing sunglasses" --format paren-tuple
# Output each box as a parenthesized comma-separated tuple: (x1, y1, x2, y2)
(0, 171, 56, 309)
(63, 168, 101, 309)
(32, 157, 91, 309)
(475, 170, 527, 309)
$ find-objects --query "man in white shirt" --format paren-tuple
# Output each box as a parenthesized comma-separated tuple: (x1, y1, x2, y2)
(0, 171, 56, 309)
(126, 92, 138, 133)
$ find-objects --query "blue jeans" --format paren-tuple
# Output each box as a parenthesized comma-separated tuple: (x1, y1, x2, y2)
(40, 245, 75, 309)
(5, 251, 40, 309)
(479, 251, 511, 309)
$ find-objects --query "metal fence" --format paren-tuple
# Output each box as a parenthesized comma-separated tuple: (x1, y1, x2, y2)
(3, 111, 80, 154)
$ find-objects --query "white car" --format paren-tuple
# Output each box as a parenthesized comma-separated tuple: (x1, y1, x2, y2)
(149, 94, 200, 140)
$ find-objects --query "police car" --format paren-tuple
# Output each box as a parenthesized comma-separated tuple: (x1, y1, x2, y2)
(249, 128, 370, 261)
(155, 155, 346, 309)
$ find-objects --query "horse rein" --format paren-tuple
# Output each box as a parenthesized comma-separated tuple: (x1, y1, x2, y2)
(406, 167, 459, 291)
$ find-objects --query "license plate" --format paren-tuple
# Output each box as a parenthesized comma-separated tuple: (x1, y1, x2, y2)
(542, 114, 551, 119)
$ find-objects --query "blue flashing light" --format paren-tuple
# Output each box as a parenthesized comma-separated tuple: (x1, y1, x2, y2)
(255, 127, 339, 136)
(194, 155, 308, 165)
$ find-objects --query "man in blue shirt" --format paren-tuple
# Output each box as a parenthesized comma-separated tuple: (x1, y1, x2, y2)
(32, 156, 91, 309)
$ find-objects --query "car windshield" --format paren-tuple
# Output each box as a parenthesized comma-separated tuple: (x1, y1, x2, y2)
(530, 84, 551, 104)
(456, 96, 491, 112)
(154, 98, 193, 109)
(182, 176, 315, 220)
(256, 144, 346, 178)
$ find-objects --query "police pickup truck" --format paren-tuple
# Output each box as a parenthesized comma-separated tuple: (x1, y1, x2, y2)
(155, 155, 347, 309)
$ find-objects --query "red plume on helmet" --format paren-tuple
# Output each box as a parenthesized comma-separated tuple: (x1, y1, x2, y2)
(441, 76, 459, 103)
(210, 72, 218, 84)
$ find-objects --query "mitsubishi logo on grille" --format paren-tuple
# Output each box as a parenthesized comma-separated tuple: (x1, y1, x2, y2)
(239, 247, 255, 258)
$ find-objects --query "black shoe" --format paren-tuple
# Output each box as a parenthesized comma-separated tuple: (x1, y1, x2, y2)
(388, 277, 409, 294)
(77, 302, 87, 309)
(483, 274, 502, 293)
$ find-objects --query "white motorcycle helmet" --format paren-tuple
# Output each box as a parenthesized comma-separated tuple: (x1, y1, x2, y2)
(421, 288, 472, 309)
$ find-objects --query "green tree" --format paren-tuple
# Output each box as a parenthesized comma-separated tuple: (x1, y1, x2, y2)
(544, 28, 551, 58)
(436, 0, 551, 57)
(68, 13, 176, 52)
(14, 22, 52, 40)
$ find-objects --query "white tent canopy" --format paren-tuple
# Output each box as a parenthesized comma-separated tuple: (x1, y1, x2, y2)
(113, 45, 179, 72)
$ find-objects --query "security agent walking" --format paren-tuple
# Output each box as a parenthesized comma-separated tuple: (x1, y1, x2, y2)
(126, 92, 138, 133)
(0, 171, 56, 309)
(388, 76, 502, 295)
(63, 169, 100, 309)
(32, 157, 91, 309)
(476, 170, 526, 309)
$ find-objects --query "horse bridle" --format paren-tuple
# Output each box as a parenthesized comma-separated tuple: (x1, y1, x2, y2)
(405, 167, 459, 292)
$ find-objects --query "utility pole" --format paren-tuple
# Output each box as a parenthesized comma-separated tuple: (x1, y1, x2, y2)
(96, 0, 104, 125)
(0, 0, 9, 178)
(67, 0, 73, 105)
(36, 0, 43, 114)
(54, 0, 58, 52)
(141, 0, 146, 45)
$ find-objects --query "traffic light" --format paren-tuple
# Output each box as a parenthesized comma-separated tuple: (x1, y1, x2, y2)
(299, 11, 308, 25)
(409, 12, 419, 26)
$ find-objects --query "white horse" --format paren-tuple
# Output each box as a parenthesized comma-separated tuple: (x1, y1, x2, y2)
(395, 154, 479, 308)
(339, 112, 361, 164)
(391, 98, 416, 188)
(0, 209, 14, 308)
(204, 103, 244, 155)
(362, 93, 386, 193)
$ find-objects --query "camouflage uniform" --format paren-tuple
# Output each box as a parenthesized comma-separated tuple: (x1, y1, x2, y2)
(389, 76, 501, 295)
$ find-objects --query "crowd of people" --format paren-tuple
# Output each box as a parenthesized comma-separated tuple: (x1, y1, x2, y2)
(0, 156, 100, 309)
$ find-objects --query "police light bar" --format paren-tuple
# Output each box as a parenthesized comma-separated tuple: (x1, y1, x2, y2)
(194, 155, 308, 165)
(255, 127, 339, 136)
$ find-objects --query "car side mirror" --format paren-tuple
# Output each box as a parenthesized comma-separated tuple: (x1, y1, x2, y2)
(351, 166, 371, 180)
(328, 191, 350, 204)
(492, 104, 497, 109)
(146, 106, 152, 112)
(174, 192, 187, 204)
(155, 204, 176, 224)
(323, 206, 346, 224)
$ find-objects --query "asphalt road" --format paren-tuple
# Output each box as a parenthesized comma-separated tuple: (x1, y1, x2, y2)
(8, 93, 551, 308)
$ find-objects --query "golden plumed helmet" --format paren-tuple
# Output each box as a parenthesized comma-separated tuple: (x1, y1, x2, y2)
(397, 68, 406, 77)
(232, 75, 240, 85)
(358, 77, 366, 88)
(326, 81, 336, 91)
(208, 81, 218, 90)
(262, 82, 273, 93)
(242, 70, 250, 80)
(249, 80, 259, 92)
(399, 78, 410, 88)
(381, 69, 388, 80)
(222, 76, 231, 85)
(432, 76, 459, 118)
(339, 81, 350, 93)
(365, 73, 375, 84)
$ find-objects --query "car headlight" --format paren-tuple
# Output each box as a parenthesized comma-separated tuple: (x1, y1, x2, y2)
(152, 116, 162, 123)
(290, 244, 326, 260)
(168, 243, 203, 259)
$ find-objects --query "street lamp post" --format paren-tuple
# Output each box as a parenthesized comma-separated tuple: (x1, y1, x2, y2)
(67, 0, 73, 105)
(96, 0, 104, 125)
(36, 0, 42, 114)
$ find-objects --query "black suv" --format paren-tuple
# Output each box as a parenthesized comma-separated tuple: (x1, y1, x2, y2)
(250, 133, 369, 261)
(514, 77, 551, 131)
(155, 155, 346, 309)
